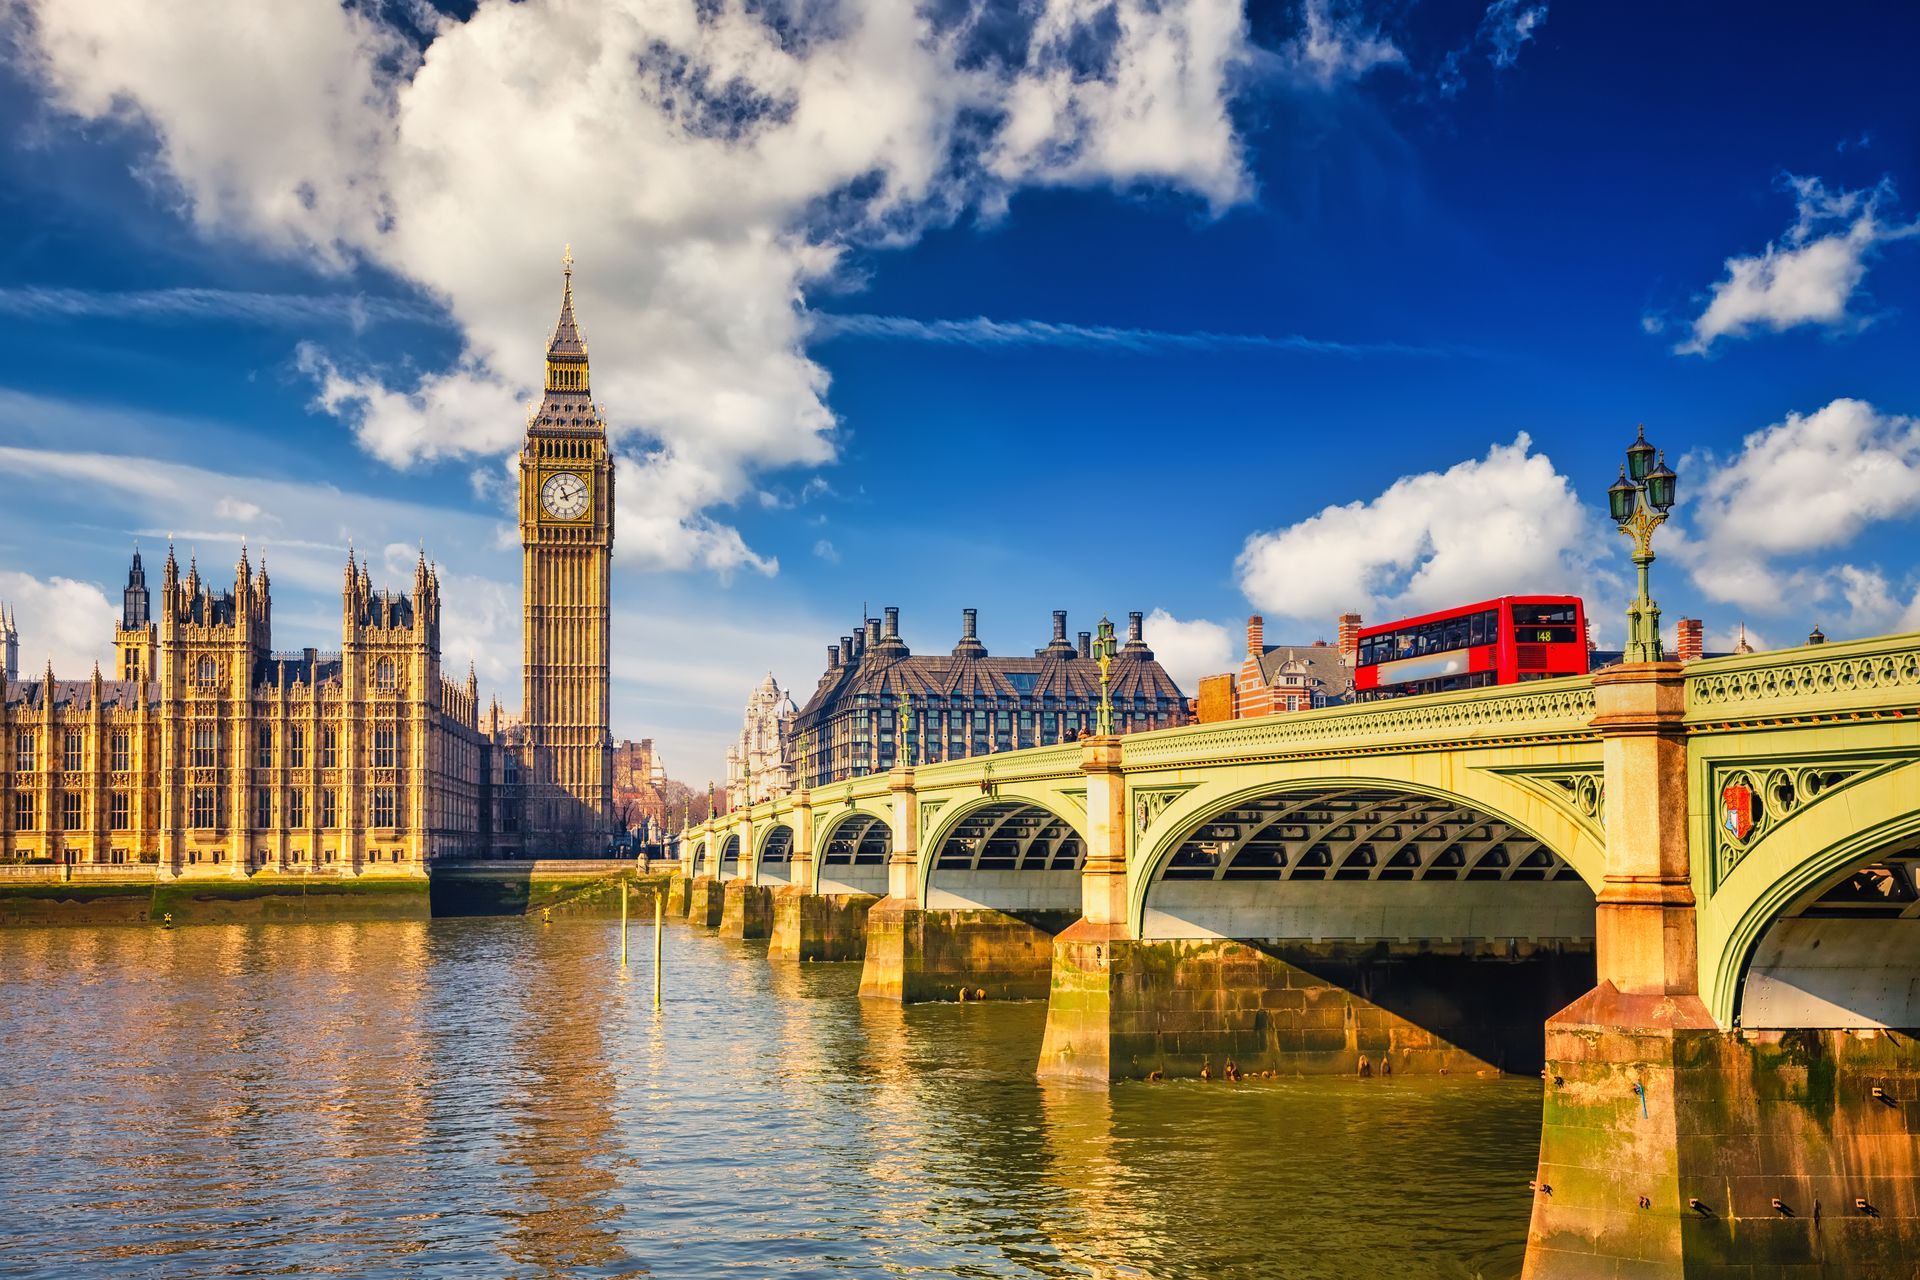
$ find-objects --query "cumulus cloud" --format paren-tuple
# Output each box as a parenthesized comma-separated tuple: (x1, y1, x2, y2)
(1234, 434, 1605, 627)
(1287, 0, 1404, 87)
(0, 571, 115, 677)
(1680, 398, 1920, 619)
(14, 0, 1260, 575)
(1678, 176, 1920, 355)
(1142, 609, 1234, 692)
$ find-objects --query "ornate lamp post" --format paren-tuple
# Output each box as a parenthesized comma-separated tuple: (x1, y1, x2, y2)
(1093, 615, 1117, 736)
(1607, 424, 1679, 663)
(897, 699, 915, 768)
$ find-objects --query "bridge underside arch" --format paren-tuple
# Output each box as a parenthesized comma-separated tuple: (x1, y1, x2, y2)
(718, 835, 741, 881)
(754, 824, 795, 886)
(924, 800, 1085, 913)
(690, 840, 709, 875)
(1143, 784, 1595, 947)
(817, 813, 889, 896)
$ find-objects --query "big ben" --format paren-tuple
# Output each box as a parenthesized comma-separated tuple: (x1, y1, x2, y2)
(520, 250, 614, 848)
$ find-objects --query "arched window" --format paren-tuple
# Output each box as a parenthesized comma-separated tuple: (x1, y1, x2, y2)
(197, 657, 216, 685)
(377, 658, 394, 687)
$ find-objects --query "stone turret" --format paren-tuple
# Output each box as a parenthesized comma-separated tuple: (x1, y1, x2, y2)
(1, 600, 16, 683)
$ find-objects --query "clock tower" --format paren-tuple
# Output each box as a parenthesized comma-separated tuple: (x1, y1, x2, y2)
(520, 250, 615, 849)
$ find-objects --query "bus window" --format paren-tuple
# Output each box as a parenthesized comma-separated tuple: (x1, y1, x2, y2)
(1511, 603, 1578, 644)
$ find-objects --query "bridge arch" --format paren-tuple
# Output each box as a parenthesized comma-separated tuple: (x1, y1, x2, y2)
(1704, 759, 1920, 1027)
(1129, 773, 1604, 940)
(753, 822, 796, 886)
(717, 834, 742, 881)
(815, 811, 890, 896)
(689, 839, 709, 876)
(918, 795, 1089, 913)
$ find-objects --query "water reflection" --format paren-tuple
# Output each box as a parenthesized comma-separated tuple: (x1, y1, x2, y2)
(0, 920, 1538, 1279)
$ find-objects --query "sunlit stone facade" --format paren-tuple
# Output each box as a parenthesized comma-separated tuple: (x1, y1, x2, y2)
(0, 260, 618, 874)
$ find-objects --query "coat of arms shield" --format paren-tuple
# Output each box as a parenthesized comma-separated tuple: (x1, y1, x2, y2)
(1721, 783, 1754, 841)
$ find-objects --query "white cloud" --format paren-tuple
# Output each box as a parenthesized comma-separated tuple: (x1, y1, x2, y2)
(1234, 434, 1605, 628)
(1287, 0, 1404, 88)
(16, 0, 1258, 576)
(1142, 609, 1233, 691)
(1678, 176, 1920, 355)
(0, 285, 433, 327)
(1680, 398, 1920, 617)
(813, 311, 1449, 357)
(812, 539, 840, 565)
(0, 571, 115, 678)
(1480, 0, 1547, 68)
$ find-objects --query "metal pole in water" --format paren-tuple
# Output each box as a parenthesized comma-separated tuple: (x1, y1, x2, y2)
(653, 892, 664, 1008)
(620, 879, 629, 969)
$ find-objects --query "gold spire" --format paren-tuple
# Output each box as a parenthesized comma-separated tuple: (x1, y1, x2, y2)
(544, 246, 589, 395)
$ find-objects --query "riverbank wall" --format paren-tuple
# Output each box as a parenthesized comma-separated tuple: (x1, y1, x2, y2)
(0, 861, 669, 926)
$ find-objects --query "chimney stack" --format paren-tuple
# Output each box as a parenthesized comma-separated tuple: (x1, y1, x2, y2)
(954, 607, 987, 657)
(1677, 618, 1704, 662)
(1247, 614, 1265, 657)
(1078, 631, 1091, 659)
(1052, 610, 1068, 643)
(865, 617, 881, 648)
(828, 644, 840, 669)
(840, 636, 854, 665)
(1337, 612, 1363, 667)
(1127, 611, 1143, 643)
(883, 606, 899, 639)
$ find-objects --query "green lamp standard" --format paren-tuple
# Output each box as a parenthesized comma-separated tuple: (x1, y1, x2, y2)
(897, 699, 916, 768)
(1093, 615, 1118, 736)
(1607, 424, 1680, 663)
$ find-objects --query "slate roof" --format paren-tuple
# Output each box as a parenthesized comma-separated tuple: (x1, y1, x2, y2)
(4, 679, 154, 712)
(793, 612, 1187, 732)
(1253, 643, 1353, 702)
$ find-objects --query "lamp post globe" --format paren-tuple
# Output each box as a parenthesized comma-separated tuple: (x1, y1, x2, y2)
(1608, 467, 1638, 523)
(1645, 451, 1677, 512)
(1626, 424, 1657, 483)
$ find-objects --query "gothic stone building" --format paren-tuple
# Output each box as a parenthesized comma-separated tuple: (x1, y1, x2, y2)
(791, 607, 1188, 786)
(0, 259, 616, 875)
(725, 673, 798, 809)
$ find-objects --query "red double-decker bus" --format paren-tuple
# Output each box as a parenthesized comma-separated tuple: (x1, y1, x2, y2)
(1353, 596, 1589, 700)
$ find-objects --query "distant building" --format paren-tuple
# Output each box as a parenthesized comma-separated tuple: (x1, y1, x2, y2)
(790, 607, 1188, 786)
(612, 738, 670, 834)
(726, 674, 797, 808)
(1, 602, 15, 683)
(1194, 614, 1356, 723)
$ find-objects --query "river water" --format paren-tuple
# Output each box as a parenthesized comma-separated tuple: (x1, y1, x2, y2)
(0, 918, 1541, 1278)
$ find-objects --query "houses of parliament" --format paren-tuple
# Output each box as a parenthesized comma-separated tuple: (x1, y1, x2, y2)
(0, 260, 615, 875)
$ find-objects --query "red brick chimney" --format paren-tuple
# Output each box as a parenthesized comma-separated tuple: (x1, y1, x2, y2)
(1677, 618, 1704, 662)
(1246, 614, 1264, 658)
(1337, 612, 1362, 666)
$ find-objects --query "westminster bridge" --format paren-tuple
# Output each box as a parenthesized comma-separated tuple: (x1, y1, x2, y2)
(670, 634, 1920, 1278)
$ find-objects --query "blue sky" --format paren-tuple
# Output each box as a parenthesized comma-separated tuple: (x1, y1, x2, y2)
(2, 1, 1919, 782)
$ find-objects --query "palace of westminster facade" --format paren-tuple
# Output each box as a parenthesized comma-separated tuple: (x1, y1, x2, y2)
(0, 262, 616, 875)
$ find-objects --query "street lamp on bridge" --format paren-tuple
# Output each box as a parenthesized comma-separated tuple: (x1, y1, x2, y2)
(1607, 424, 1679, 663)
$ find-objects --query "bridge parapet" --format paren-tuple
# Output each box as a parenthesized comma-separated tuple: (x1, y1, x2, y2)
(1118, 674, 1598, 769)
(1685, 629, 1920, 725)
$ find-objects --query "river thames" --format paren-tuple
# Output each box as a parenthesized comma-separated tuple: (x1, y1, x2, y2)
(0, 918, 1541, 1278)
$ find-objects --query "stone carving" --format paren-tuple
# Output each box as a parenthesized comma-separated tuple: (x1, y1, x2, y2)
(1709, 759, 1901, 886)
(1132, 784, 1196, 834)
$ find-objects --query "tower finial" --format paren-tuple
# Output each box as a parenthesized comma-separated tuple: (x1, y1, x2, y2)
(563, 242, 573, 277)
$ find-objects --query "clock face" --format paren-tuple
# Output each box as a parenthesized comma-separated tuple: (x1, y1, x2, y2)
(540, 471, 590, 520)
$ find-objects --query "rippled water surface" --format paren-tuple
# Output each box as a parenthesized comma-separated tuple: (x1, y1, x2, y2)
(0, 919, 1541, 1278)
